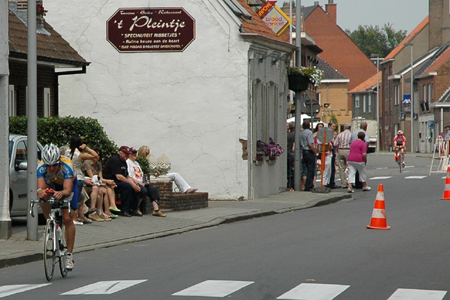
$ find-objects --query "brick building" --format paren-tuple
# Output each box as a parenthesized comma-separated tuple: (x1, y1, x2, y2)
(381, 0, 450, 153)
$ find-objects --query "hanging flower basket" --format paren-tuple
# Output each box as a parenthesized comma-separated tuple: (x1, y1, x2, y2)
(288, 74, 310, 92)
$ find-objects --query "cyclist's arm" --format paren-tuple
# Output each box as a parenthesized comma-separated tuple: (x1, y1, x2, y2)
(37, 177, 48, 199)
(53, 178, 74, 200)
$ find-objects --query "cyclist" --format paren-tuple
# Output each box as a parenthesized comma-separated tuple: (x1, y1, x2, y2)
(36, 144, 78, 271)
(394, 130, 406, 167)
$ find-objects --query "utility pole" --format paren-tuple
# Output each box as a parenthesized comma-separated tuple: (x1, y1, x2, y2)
(27, 0, 39, 241)
(294, 0, 302, 191)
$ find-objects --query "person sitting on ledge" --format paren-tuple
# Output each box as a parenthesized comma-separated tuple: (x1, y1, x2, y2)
(127, 147, 166, 217)
(102, 146, 141, 217)
(138, 145, 197, 194)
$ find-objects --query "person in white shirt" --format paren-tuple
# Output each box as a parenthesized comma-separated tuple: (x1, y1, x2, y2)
(127, 148, 166, 217)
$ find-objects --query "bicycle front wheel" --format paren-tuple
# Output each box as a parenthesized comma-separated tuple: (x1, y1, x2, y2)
(44, 220, 56, 281)
(58, 222, 68, 278)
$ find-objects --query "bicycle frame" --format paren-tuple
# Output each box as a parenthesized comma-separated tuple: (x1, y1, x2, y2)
(30, 192, 73, 281)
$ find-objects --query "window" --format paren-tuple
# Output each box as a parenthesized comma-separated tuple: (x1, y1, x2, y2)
(394, 85, 399, 105)
(428, 84, 433, 103)
(43, 88, 51, 117)
(363, 95, 367, 112)
(8, 85, 16, 116)
(368, 94, 372, 113)
(423, 85, 427, 104)
(355, 95, 360, 108)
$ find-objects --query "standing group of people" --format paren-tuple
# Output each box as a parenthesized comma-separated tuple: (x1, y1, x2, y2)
(288, 120, 372, 193)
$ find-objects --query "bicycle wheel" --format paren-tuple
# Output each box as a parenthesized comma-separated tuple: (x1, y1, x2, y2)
(43, 219, 56, 281)
(58, 222, 68, 278)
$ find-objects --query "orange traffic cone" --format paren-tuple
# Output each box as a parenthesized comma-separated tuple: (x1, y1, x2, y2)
(442, 167, 450, 200)
(367, 184, 390, 230)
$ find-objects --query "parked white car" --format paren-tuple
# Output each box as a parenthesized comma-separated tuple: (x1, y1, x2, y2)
(9, 134, 43, 217)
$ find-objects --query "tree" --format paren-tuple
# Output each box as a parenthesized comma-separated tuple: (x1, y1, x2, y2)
(345, 24, 407, 58)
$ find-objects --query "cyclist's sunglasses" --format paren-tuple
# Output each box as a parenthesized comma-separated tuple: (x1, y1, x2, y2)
(46, 163, 60, 167)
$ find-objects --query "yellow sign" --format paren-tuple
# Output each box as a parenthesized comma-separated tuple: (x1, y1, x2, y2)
(261, 5, 291, 36)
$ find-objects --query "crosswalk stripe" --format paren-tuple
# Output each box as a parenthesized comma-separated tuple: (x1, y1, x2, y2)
(0, 284, 50, 298)
(387, 288, 447, 300)
(369, 176, 393, 180)
(405, 176, 427, 179)
(277, 283, 350, 300)
(172, 280, 253, 297)
(61, 280, 147, 295)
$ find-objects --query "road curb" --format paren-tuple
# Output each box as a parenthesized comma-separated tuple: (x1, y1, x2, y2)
(0, 194, 351, 269)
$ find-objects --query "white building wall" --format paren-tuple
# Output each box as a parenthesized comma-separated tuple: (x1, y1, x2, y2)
(46, 0, 251, 199)
(0, 0, 11, 239)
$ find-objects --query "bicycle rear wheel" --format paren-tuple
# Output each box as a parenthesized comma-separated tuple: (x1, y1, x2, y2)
(43, 220, 56, 281)
(58, 222, 68, 277)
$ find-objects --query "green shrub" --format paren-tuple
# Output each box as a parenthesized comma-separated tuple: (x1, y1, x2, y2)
(9, 116, 118, 164)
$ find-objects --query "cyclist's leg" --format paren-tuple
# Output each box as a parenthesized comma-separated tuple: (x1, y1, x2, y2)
(400, 147, 405, 163)
(64, 178, 78, 254)
(39, 183, 53, 219)
(394, 146, 399, 160)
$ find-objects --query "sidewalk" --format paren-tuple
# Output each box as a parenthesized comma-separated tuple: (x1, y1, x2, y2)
(0, 190, 351, 269)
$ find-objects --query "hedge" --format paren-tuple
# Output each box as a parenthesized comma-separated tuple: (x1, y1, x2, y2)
(9, 116, 118, 164)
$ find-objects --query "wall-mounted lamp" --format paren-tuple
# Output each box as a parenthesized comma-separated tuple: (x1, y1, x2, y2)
(272, 52, 285, 65)
(258, 50, 274, 63)
(323, 103, 330, 108)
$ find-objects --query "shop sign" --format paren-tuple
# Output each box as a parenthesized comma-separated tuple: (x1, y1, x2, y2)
(107, 8, 195, 53)
(257, 4, 291, 36)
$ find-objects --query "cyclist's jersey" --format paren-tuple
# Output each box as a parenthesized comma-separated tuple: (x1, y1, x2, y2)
(394, 135, 406, 146)
(37, 157, 78, 209)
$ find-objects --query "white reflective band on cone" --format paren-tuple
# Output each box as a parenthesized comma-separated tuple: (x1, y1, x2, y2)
(371, 209, 386, 219)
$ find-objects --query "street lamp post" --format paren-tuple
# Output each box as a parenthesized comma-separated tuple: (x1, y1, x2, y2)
(405, 43, 414, 153)
(370, 54, 382, 152)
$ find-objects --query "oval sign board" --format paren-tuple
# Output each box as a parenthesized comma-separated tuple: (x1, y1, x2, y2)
(107, 8, 196, 53)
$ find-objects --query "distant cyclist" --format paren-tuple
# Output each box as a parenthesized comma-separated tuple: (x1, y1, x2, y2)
(36, 144, 78, 271)
(394, 130, 406, 167)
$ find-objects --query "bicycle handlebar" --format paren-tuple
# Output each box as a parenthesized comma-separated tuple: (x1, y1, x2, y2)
(30, 191, 73, 218)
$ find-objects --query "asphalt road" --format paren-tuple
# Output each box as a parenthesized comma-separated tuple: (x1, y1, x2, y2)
(2, 153, 450, 300)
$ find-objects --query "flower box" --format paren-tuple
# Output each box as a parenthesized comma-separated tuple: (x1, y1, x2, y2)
(288, 74, 310, 92)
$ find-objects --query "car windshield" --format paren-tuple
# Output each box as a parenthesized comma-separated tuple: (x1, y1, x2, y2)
(8, 140, 13, 163)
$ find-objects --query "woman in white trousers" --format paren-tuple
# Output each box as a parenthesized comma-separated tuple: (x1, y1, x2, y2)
(138, 146, 197, 194)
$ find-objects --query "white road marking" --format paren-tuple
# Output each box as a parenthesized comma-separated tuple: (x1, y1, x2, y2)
(61, 280, 147, 295)
(0, 284, 50, 298)
(369, 176, 392, 180)
(172, 280, 253, 297)
(277, 283, 350, 300)
(387, 288, 446, 300)
(404, 165, 414, 168)
(405, 176, 427, 179)
(376, 167, 389, 169)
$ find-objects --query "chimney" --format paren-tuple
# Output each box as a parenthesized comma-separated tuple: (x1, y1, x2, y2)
(325, 0, 337, 24)
(429, 0, 444, 50)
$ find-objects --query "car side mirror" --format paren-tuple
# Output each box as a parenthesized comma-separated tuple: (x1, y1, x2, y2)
(18, 161, 28, 171)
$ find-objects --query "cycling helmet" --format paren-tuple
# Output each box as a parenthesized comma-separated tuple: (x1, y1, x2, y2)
(42, 144, 60, 165)
(397, 130, 403, 135)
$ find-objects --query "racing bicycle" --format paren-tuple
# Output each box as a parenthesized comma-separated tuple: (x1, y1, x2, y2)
(30, 189, 72, 281)
(394, 148, 405, 173)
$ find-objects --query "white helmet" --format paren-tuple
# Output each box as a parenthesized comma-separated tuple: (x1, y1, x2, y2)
(42, 144, 60, 165)
(397, 130, 403, 135)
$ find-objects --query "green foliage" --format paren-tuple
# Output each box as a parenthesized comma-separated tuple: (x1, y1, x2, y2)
(9, 116, 118, 164)
(135, 155, 150, 175)
(345, 24, 407, 58)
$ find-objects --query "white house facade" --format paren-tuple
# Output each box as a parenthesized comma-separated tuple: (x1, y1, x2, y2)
(45, 0, 297, 200)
